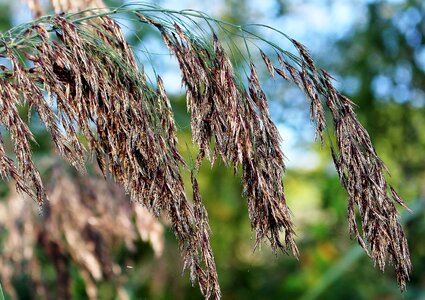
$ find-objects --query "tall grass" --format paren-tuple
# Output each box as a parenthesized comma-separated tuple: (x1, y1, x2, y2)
(0, 4, 411, 298)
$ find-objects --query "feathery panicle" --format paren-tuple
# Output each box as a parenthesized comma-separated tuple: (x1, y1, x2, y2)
(0, 75, 47, 205)
(23, 0, 44, 18)
(260, 49, 275, 78)
(0, 165, 164, 300)
(23, 0, 106, 16)
(299, 64, 326, 142)
(0, 134, 34, 197)
(149, 19, 298, 256)
(1, 14, 221, 298)
(246, 64, 298, 254)
(0, 5, 412, 297)
(191, 172, 221, 298)
(275, 38, 411, 289)
(50, 0, 105, 12)
(322, 70, 411, 289)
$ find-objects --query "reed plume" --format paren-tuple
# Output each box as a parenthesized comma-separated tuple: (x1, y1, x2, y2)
(0, 4, 412, 297)
(23, 0, 106, 18)
(0, 163, 164, 300)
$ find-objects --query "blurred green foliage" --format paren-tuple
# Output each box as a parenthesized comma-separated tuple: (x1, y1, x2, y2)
(0, 0, 424, 299)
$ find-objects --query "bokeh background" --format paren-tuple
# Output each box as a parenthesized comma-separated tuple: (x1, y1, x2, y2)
(0, 0, 424, 299)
